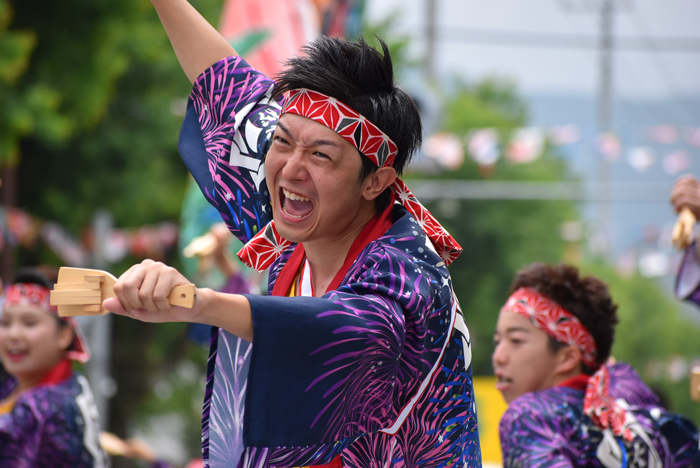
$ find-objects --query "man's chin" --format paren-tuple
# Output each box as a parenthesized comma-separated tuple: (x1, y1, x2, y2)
(273, 222, 308, 244)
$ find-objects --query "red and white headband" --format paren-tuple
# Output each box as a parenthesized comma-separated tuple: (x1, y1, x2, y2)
(500, 287, 598, 369)
(237, 89, 463, 271)
(4, 283, 91, 363)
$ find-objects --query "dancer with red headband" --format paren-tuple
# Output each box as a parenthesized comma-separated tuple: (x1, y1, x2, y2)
(0, 269, 107, 467)
(102, 0, 480, 467)
(493, 263, 698, 467)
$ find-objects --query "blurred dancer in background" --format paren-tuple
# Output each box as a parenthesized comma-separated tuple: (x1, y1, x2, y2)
(493, 263, 698, 467)
(0, 268, 107, 466)
(671, 175, 700, 304)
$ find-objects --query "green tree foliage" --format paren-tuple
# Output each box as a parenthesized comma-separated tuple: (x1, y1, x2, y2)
(408, 79, 578, 375)
(10, 0, 197, 231)
(1, 0, 221, 462)
(0, 0, 70, 165)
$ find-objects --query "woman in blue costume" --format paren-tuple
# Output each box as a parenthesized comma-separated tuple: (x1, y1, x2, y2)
(103, 1, 481, 467)
(0, 269, 108, 467)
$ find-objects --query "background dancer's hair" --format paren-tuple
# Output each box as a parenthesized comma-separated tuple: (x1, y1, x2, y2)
(11, 268, 69, 331)
(275, 36, 422, 211)
(510, 263, 619, 373)
(13, 268, 53, 289)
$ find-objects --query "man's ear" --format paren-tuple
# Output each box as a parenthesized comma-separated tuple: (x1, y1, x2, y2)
(556, 345, 583, 376)
(361, 167, 397, 201)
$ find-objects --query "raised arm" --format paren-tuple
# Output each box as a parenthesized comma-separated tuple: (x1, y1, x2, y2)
(151, 0, 237, 83)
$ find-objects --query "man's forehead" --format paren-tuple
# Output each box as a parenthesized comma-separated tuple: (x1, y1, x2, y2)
(497, 310, 539, 334)
(277, 114, 359, 152)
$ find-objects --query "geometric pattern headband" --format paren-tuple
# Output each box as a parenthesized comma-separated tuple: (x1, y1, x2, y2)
(4, 283, 91, 363)
(237, 89, 463, 271)
(500, 287, 598, 369)
(5, 282, 54, 313)
(500, 287, 634, 441)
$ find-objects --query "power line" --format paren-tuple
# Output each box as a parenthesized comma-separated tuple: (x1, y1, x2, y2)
(398, 25, 700, 52)
(407, 180, 673, 203)
(627, 8, 700, 123)
(561, 3, 692, 126)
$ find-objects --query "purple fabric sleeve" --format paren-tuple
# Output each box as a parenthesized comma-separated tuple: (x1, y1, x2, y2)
(178, 56, 282, 246)
(152, 461, 176, 468)
(675, 243, 700, 304)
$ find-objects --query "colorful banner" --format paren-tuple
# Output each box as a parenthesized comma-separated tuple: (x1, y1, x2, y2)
(220, 0, 363, 77)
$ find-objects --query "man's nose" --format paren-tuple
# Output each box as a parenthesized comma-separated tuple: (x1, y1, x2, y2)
(492, 342, 507, 367)
(280, 150, 308, 181)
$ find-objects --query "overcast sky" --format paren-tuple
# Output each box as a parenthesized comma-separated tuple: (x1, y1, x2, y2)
(365, 0, 700, 100)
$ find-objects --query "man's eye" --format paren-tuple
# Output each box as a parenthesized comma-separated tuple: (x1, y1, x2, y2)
(314, 151, 330, 159)
(274, 136, 289, 145)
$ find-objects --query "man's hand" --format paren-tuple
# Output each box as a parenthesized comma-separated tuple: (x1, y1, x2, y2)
(671, 175, 700, 218)
(103, 259, 254, 341)
(103, 259, 201, 323)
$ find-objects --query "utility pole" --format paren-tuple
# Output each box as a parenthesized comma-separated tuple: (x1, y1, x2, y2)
(562, 0, 628, 254)
(425, 0, 437, 82)
(88, 209, 116, 429)
(597, 0, 614, 253)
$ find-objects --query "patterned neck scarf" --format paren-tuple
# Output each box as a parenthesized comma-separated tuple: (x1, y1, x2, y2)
(501, 287, 633, 441)
(237, 88, 462, 272)
(4, 283, 90, 363)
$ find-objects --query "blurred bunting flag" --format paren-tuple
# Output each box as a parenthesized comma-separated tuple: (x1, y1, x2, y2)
(467, 129, 500, 166)
(506, 127, 543, 164)
(220, 0, 363, 77)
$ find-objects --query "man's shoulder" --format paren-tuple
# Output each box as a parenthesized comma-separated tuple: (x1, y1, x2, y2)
(374, 206, 448, 270)
(608, 362, 662, 407)
(502, 386, 584, 428)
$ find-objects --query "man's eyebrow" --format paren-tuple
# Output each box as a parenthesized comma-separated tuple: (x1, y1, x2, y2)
(505, 326, 530, 334)
(275, 121, 291, 137)
(276, 121, 340, 148)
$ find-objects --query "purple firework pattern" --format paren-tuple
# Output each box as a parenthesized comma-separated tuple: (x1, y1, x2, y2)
(181, 56, 481, 467)
(499, 363, 698, 467)
(0, 370, 108, 467)
(184, 56, 281, 245)
(207, 333, 252, 468)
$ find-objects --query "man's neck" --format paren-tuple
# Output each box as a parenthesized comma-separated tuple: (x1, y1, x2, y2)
(303, 206, 377, 297)
(548, 367, 583, 389)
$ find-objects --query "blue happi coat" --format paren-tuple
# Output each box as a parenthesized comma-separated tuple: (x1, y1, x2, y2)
(178, 56, 481, 468)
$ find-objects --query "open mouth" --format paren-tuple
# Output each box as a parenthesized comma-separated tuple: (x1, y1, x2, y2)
(280, 188, 314, 219)
(5, 349, 28, 362)
(495, 374, 512, 390)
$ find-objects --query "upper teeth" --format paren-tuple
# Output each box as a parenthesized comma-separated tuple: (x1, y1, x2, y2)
(283, 188, 310, 202)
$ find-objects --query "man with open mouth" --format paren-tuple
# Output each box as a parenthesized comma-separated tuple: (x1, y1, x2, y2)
(102, 0, 481, 467)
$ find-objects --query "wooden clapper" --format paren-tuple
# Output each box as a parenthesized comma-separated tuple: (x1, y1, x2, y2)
(49, 267, 196, 317)
(672, 207, 697, 250)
